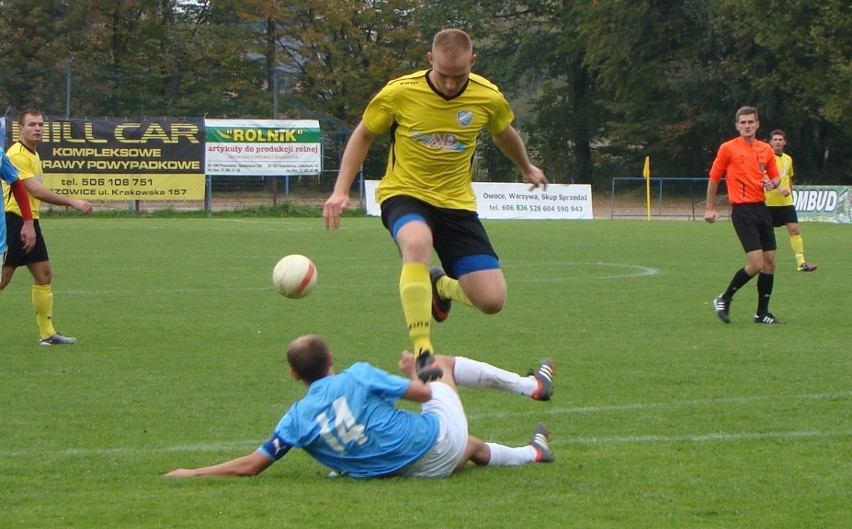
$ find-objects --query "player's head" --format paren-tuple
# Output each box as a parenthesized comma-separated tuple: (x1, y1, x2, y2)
(427, 29, 476, 98)
(17, 109, 44, 148)
(734, 106, 759, 140)
(769, 129, 787, 155)
(286, 334, 333, 383)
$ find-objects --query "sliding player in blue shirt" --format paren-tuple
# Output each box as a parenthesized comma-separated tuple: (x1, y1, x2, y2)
(166, 334, 555, 479)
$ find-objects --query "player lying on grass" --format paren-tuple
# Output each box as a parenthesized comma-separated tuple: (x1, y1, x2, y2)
(166, 334, 556, 479)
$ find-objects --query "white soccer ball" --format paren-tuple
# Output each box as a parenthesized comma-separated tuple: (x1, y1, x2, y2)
(272, 254, 317, 299)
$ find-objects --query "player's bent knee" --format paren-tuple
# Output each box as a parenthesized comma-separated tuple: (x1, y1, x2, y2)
(483, 300, 505, 314)
(475, 294, 505, 314)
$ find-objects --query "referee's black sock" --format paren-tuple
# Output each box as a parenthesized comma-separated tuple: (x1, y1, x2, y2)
(723, 267, 754, 299)
(756, 272, 774, 315)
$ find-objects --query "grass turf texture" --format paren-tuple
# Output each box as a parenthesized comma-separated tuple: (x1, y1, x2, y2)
(1, 217, 849, 529)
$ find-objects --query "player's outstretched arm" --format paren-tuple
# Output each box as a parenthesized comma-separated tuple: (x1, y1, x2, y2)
(22, 178, 93, 215)
(492, 126, 547, 190)
(165, 451, 274, 478)
(398, 350, 434, 402)
(323, 121, 376, 230)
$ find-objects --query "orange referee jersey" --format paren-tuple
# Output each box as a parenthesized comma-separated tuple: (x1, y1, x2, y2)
(709, 137, 779, 204)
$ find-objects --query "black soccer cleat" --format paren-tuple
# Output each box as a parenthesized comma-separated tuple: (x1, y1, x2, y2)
(528, 358, 555, 401)
(430, 267, 452, 323)
(415, 351, 444, 382)
(39, 333, 78, 346)
(754, 313, 785, 324)
(529, 422, 554, 463)
(713, 295, 731, 324)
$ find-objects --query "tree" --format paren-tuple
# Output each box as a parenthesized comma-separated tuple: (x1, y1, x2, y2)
(0, 0, 75, 115)
(270, 0, 423, 125)
(719, 0, 851, 182)
(569, 0, 850, 182)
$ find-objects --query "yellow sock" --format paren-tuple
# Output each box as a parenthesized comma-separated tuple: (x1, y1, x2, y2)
(400, 262, 433, 356)
(436, 274, 474, 308)
(790, 235, 805, 266)
(32, 284, 57, 340)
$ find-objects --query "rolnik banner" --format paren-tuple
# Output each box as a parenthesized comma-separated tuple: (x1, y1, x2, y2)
(6, 117, 206, 200)
(204, 119, 321, 176)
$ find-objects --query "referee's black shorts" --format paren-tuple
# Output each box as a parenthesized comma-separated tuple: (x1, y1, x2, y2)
(731, 202, 776, 253)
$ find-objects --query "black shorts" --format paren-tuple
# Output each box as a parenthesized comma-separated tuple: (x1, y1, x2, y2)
(4, 213, 49, 267)
(730, 203, 776, 253)
(380, 195, 499, 278)
(768, 205, 799, 227)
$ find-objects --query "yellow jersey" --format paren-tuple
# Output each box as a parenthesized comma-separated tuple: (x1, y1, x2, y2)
(765, 152, 794, 207)
(366, 70, 515, 211)
(2, 142, 42, 219)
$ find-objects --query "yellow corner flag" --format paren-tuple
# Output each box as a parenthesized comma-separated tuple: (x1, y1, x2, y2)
(643, 156, 651, 221)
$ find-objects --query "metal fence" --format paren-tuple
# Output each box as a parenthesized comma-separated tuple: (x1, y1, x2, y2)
(609, 177, 725, 220)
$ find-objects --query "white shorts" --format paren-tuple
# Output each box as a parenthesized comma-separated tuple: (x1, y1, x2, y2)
(401, 382, 468, 478)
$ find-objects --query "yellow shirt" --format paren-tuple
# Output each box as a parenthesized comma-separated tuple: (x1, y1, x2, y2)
(2, 142, 42, 219)
(366, 70, 515, 211)
(765, 152, 794, 207)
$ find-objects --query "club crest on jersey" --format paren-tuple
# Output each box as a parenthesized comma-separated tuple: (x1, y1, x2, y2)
(456, 110, 473, 127)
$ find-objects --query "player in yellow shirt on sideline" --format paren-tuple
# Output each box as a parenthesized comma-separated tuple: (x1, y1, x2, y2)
(765, 130, 816, 272)
(1, 109, 93, 345)
(323, 29, 547, 382)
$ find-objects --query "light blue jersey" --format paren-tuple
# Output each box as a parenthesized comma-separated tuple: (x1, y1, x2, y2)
(258, 362, 440, 478)
(0, 152, 21, 254)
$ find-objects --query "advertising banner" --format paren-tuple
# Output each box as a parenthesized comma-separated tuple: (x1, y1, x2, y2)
(793, 185, 851, 224)
(365, 181, 594, 220)
(204, 119, 321, 176)
(6, 117, 206, 200)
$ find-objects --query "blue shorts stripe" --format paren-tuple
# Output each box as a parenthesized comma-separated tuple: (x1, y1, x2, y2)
(391, 213, 426, 239)
(453, 254, 500, 277)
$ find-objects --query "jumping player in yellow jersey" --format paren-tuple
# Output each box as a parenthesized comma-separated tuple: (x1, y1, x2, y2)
(2, 109, 93, 345)
(323, 29, 548, 382)
(766, 130, 816, 272)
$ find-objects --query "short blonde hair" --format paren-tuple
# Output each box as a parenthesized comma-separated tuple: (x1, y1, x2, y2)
(432, 29, 472, 54)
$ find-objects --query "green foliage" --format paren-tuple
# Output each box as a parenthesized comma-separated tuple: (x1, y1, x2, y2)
(0, 1, 847, 183)
(504, 0, 850, 185)
(271, 0, 425, 125)
(1, 217, 849, 529)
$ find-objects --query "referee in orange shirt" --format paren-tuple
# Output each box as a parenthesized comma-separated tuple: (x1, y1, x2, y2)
(705, 106, 790, 324)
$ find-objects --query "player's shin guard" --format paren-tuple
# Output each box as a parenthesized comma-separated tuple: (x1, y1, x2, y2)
(756, 272, 774, 315)
(724, 267, 754, 299)
(32, 284, 57, 340)
(453, 356, 534, 396)
(400, 262, 433, 356)
(484, 443, 538, 466)
(790, 235, 805, 266)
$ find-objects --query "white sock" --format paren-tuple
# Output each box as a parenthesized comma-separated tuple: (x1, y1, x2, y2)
(484, 443, 537, 466)
(453, 356, 536, 396)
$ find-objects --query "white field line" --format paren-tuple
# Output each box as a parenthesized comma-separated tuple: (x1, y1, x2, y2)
(502, 261, 659, 280)
(555, 429, 852, 446)
(1, 391, 848, 458)
(471, 391, 852, 420)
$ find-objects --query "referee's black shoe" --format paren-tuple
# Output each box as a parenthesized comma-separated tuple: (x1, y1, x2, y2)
(713, 295, 731, 324)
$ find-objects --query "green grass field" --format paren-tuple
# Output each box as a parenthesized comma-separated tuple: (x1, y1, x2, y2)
(2, 216, 849, 529)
